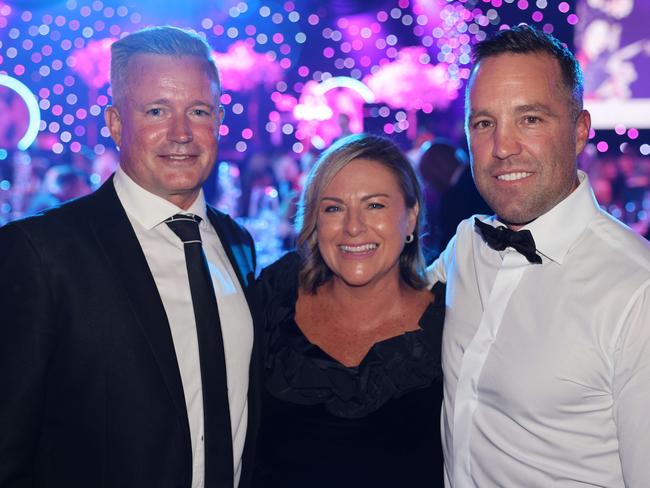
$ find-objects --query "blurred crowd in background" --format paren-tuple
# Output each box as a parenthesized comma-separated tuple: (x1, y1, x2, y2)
(1, 133, 648, 270)
(2, 0, 648, 271)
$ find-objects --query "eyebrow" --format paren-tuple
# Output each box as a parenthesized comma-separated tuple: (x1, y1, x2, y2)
(145, 98, 215, 107)
(467, 109, 491, 120)
(514, 103, 555, 116)
(468, 103, 556, 120)
(320, 193, 391, 203)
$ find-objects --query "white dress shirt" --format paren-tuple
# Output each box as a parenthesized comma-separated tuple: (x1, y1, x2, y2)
(114, 167, 253, 488)
(429, 171, 650, 487)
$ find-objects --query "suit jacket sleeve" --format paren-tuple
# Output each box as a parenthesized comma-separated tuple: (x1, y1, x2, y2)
(0, 221, 55, 486)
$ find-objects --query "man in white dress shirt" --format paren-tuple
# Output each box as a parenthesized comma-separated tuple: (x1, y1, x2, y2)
(430, 25, 650, 487)
(0, 26, 260, 488)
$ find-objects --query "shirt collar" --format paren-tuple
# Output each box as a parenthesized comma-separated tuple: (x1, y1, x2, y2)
(496, 170, 600, 265)
(113, 166, 208, 231)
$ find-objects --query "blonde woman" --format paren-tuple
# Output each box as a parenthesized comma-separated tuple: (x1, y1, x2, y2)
(253, 134, 445, 487)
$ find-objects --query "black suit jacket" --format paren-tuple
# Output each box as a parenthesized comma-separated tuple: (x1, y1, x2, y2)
(0, 178, 261, 488)
(435, 167, 492, 254)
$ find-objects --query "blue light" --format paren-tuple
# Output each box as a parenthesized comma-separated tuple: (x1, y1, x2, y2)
(316, 76, 376, 103)
(0, 74, 41, 151)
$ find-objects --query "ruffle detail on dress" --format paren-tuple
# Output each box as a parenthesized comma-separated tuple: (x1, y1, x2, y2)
(259, 252, 445, 419)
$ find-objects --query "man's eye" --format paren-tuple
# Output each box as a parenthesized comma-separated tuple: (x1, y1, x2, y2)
(368, 202, 385, 209)
(473, 120, 492, 129)
(192, 108, 210, 116)
(147, 108, 162, 116)
(323, 205, 340, 213)
(524, 116, 541, 124)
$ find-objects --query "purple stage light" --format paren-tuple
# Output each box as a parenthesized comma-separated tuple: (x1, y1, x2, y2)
(213, 41, 283, 92)
(70, 37, 113, 88)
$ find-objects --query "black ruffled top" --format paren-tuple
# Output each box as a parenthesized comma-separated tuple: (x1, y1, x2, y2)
(253, 252, 446, 488)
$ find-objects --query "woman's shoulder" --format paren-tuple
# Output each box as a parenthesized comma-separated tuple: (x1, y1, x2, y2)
(259, 250, 301, 291)
(258, 251, 302, 335)
(262, 250, 301, 274)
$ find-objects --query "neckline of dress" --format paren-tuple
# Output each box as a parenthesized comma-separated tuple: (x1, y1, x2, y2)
(285, 281, 444, 370)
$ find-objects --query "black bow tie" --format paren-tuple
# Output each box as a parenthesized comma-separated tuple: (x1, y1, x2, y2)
(474, 218, 542, 264)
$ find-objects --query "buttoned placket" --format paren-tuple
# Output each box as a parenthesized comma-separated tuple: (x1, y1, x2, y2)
(452, 250, 532, 486)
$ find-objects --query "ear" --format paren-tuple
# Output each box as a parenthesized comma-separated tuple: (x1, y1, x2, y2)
(104, 106, 123, 147)
(215, 104, 225, 140)
(217, 104, 225, 125)
(575, 109, 591, 156)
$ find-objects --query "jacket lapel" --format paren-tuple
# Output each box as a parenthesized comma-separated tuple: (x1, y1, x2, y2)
(205, 207, 262, 487)
(88, 178, 192, 445)
(206, 207, 256, 294)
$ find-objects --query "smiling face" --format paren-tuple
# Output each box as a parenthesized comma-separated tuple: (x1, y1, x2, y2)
(316, 158, 418, 288)
(105, 54, 223, 209)
(465, 52, 590, 228)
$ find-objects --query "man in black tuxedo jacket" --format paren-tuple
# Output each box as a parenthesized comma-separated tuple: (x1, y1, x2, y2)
(0, 26, 260, 488)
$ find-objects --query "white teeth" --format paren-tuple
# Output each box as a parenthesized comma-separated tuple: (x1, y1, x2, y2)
(497, 172, 532, 181)
(168, 155, 190, 160)
(339, 243, 378, 253)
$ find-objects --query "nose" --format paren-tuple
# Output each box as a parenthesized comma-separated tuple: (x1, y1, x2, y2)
(168, 114, 193, 143)
(344, 207, 366, 236)
(491, 125, 521, 160)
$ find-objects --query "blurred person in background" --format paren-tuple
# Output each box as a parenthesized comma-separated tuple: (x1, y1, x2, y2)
(91, 147, 120, 188)
(271, 152, 303, 248)
(240, 152, 276, 218)
(26, 164, 91, 214)
(418, 138, 491, 258)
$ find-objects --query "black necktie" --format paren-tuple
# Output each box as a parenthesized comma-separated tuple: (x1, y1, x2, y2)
(474, 217, 542, 264)
(165, 214, 233, 488)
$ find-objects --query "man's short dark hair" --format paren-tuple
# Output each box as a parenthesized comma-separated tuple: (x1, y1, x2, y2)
(471, 24, 584, 120)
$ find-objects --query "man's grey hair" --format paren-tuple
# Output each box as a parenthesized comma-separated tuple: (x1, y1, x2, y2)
(109, 25, 221, 106)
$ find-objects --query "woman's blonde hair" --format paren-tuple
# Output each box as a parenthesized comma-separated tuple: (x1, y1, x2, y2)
(295, 133, 427, 293)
